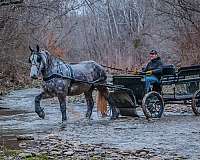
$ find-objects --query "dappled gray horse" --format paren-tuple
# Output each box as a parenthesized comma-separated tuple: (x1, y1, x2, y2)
(29, 45, 118, 122)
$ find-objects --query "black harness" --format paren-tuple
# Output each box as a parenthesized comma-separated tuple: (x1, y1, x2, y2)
(43, 64, 74, 82)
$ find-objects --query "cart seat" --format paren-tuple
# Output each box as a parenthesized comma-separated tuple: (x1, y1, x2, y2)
(162, 64, 176, 76)
(178, 64, 200, 76)
(153, 64, 176, 92)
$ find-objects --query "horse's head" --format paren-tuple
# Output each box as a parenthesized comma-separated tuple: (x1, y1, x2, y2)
(29, 45, 47, 79)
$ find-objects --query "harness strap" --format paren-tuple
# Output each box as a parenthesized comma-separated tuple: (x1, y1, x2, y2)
(65, 64, 74, 94)
(66, 64, 74, 79)
(43, 64, 74, 81)
(43, 74, 68, 81)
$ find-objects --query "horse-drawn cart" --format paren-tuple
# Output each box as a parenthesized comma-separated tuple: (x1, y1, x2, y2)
(28, 45, 200, 121)
(108, 64, 200, 119)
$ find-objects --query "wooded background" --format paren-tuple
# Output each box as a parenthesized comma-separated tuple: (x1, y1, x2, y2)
(0, 0, 200, 88)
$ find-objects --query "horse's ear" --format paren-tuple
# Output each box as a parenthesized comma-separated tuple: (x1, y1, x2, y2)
(29, 46, 33, 52)
(36, 45, 40, 52)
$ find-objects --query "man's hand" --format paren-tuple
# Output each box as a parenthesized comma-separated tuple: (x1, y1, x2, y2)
(146, 70, 153, 75)
(132, 69, 138, 75)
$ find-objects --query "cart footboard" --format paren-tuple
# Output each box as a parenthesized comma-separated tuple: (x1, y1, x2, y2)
(108, 90, 139, 117)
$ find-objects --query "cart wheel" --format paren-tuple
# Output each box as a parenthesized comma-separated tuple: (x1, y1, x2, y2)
(192, 89, 200, 116)
(142, 91, 164, 119)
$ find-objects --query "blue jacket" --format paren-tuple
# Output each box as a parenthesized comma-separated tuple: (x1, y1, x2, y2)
(142, 57, 163, 79)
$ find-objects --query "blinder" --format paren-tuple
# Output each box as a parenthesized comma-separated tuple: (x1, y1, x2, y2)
(29, 51, 46, 77)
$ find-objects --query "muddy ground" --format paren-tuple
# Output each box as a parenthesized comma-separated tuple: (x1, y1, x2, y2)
(0, 88, 200, 159)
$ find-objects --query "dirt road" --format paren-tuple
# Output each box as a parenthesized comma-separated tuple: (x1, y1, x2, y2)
(0, 88, 200, 159)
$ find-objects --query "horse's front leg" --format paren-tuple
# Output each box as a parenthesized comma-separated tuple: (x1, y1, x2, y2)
(35, 92, 50, 119)
(58, 94, 67, 122)
(84, 91, 94, 119)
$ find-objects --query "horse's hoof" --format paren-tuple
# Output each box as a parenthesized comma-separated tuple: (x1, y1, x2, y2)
(37, 111, 45, 119)
(59, 120, 67, 124)
(101, 113, 107, 118)
(110, 113, 119, 120)
(62, 117, 67, 122)
(60, 120, 67, 128)
(85, 112, 92, 119)
(87, 117, 93, 121)
(110, 116, 117, 120)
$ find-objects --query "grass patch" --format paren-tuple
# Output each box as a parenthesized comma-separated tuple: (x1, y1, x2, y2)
(0, 148, 49, 160)
(0, 148, 21, 160)
(25, 154, 49, 160)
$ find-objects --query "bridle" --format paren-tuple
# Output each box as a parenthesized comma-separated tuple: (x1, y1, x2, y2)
(30, 52, 46, 75)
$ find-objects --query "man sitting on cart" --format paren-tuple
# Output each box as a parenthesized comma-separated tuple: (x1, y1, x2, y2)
(142, 50, 163, 92)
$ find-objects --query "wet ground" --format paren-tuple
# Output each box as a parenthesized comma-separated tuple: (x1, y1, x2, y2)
(1, 88, 200, 159)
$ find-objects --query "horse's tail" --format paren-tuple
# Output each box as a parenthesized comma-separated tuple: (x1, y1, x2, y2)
(96, 85, 109, 117)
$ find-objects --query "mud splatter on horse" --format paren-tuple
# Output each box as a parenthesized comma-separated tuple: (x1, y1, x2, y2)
(28, 45, 118, 122)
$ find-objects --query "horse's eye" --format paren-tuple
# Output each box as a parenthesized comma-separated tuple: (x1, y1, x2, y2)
(37, 56, 42, 63)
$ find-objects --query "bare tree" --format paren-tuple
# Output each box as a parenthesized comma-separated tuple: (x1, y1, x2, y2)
(156, 0, 200, 65)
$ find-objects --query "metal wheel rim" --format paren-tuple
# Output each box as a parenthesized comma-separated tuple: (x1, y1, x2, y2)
(192, 90, 200, 115)
(145, 94, 163, 118)
(142, 91, 164, 119)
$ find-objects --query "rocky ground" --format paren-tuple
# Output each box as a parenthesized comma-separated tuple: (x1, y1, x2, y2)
(1, 134, 188, 160)
(0, 88, 200, 160)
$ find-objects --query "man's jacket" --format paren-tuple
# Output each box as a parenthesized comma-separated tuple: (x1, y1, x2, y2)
(142, 57, 163, 79)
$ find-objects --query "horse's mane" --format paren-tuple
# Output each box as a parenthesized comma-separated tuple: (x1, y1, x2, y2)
(40, 50, 66, 67)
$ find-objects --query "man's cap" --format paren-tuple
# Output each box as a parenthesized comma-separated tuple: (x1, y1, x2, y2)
(149, 50, 158, 55)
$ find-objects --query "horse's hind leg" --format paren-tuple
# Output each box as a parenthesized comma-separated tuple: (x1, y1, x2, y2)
(58, 94, 67, 122)
(84, 90, 94, 119)
(35, 92, 51, 119)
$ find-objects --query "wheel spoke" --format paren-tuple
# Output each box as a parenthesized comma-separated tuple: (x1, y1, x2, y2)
(147, 98, 160, 113)
(142, 91, 164, 118)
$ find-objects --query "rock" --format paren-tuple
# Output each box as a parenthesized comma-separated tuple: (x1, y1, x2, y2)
(74, 155, 88, 159)
(105, 150, 113, 154)
(126, 155, 139, 159)
(64, 151, 74, 156)
(94, 147, 104, 153)
(46, 134, 59, 139)
(74, 148, 88, 152)
(16, 135, 34, 140)
(39, 151, 48, 155)
(19, 142, 27, 148)
(73, 141, 81, 147)
(30, 151, 40, 157)
(53, 143, 62, 149)
(6, 156, 14, 160)
(110, 152, 119, 157)
(120, 151, 131, 156)
(173, 156, 188, 160)
(91, 155, 102, 159)
(149, 156, 162, 160)
(40, 141, 48, 145)
(18, 152, 32, 158)
(139, 151, 148, 156)
(48, 156, 55, 159)
(135, 149, 150, 157)
(50, 150, 62, 155)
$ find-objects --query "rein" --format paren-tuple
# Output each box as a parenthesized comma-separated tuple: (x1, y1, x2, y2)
(100, 64, 134, 73)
